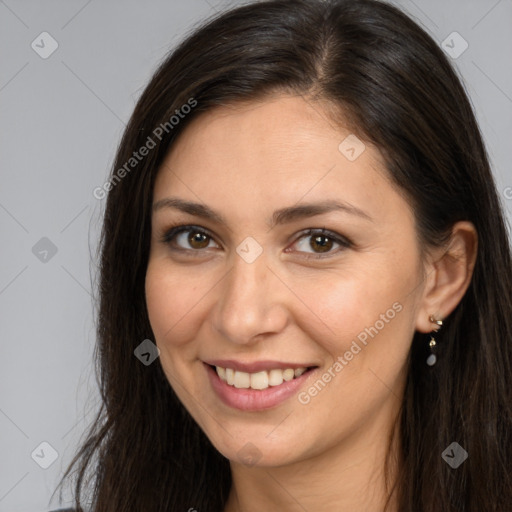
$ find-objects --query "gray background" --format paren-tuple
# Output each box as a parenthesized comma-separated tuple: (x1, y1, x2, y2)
(1, 0, 511, 510)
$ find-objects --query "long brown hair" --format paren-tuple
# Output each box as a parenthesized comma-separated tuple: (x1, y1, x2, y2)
(53, 0, 512, 510)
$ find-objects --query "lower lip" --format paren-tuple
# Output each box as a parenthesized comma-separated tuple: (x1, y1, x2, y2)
(205, 363, 316, 411)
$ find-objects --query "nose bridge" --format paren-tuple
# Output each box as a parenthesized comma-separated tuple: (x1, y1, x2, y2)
(213, 249, 287, 344)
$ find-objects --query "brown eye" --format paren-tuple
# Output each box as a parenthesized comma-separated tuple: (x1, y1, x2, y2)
(289, 228, 352, 258)
(310, 234, 334, 253)
(188, 231, 210, 249)
(161, 225, 218, 252)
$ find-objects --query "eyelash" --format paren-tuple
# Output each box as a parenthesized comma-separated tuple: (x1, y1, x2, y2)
(159, 223, 353, 259)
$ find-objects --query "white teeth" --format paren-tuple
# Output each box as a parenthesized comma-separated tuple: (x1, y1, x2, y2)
(216, 366, 226, 380)
(214, 365, 308, 390)
(268, 369, 284, 386)
(283, 368, 295, 381)
(250, 371, 268, 390)
(234, 370, 250, 389)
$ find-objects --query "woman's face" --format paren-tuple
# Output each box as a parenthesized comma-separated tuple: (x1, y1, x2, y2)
(145, 93, 427, 467)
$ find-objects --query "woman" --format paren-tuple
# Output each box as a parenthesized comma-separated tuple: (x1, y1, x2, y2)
(53, 0, 512, 510)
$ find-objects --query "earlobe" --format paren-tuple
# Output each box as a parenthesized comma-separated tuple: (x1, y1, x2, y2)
(415, 221, 478, 333)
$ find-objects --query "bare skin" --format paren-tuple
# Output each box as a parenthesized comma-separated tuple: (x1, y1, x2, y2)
(145, 93, 477, 511)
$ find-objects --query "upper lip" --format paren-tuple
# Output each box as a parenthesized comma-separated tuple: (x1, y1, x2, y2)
(204, 359, 318, 373)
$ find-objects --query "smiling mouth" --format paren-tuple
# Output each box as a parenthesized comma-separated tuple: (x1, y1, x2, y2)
(208, 364, 317, 391)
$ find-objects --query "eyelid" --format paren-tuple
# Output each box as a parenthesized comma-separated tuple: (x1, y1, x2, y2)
(159, 224, 220, 249)
(159, 223, 352, 258)
(287, 227, 352, 258)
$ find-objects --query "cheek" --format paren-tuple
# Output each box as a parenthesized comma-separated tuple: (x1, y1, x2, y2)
(145, 262, 206, 349)
(293, 256, 419, 362)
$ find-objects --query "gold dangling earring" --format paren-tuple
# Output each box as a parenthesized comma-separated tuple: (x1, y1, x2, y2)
(427, 314, 443, 366)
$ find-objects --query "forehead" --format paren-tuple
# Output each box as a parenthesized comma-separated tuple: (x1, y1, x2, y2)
(153, 94, 406, 227)
(164, 93, 355, 166)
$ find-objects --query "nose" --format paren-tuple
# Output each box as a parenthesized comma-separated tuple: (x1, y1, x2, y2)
(212, 250, 289, 346)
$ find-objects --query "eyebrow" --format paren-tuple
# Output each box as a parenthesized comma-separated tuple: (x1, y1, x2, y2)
(152, 197, 373, 227)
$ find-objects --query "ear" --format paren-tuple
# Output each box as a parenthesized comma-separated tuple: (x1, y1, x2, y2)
(415, 221, 478, 333)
